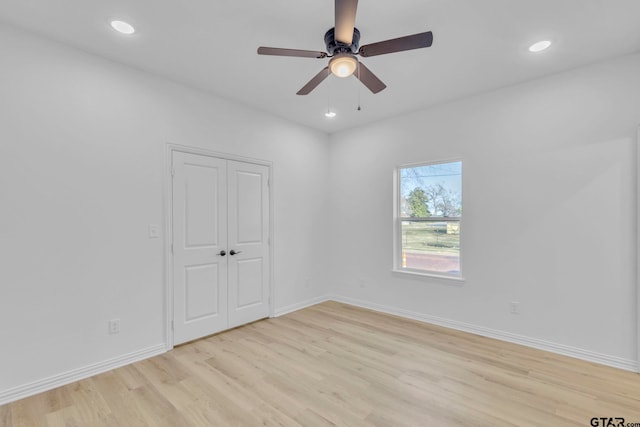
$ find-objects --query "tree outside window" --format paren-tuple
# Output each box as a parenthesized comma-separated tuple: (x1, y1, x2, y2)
(396, 161, 462, 276)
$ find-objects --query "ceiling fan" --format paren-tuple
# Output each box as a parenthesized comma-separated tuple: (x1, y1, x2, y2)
(257, 0, 433, 95)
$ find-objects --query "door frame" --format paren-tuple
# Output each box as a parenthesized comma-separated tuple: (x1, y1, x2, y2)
(636, 126, 640, 372)
(163, 143, 274, 349)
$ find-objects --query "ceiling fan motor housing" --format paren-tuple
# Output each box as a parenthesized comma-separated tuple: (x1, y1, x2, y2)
(324, 27, 360, 55)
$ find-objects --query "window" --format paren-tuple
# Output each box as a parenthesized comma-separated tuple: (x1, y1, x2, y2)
(394, 160, 462, 278)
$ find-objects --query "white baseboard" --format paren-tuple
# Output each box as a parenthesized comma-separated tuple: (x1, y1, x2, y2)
(0, 343, 167, 406)
(272, 295, 330, 317)
(3, 294, 636, 406)
(329, 293, 639, 373)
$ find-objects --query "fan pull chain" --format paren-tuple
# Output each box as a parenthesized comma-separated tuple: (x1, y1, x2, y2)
(327, 68, 330, 114)
(327, 68, 331, 115)
(325, 68, 336, 118)
(357, 62, 362, 111)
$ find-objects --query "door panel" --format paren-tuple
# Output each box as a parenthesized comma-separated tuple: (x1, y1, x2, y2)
(185, 263, 220, 321)
(227, 161, 270, 327)
(184, 164, 220, 248)
(172, 152, 228, 345)
(235, 258, 263, 307)
(236, 171, 264, 244)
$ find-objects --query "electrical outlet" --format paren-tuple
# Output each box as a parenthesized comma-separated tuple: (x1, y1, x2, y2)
(510, 301, 521, 315)
(148, 224, 160, 239)
(358, 278, 366, 288)
(305, 277, 312, 289)
(109, 319, 120, 334)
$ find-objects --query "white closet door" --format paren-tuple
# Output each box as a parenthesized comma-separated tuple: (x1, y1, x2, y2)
(227, 160, 270, 328)
(172, 152, 228, 345)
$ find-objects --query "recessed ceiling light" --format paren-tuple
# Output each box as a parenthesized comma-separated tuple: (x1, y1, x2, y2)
(110, 20, 135, 35)
(528, 40, 551, 53)
(325, 111, 337, 118)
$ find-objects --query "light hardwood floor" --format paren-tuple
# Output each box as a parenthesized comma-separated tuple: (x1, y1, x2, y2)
(2, 301, 639, 426)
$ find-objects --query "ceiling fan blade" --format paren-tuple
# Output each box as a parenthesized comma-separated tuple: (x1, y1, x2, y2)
(335, 0, 359, 45)
(358, 31, 433, 57)
(258, 47, 327, 59)
(355, 62, 386, 94)
(297, 67, 330, 95)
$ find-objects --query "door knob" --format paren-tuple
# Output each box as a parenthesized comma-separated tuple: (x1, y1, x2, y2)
(218, 250, 226, 256)
(229, 250, 242, 256)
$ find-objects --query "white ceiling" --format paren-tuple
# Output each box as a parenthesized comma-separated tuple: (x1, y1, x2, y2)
(1, 1, 639, 133)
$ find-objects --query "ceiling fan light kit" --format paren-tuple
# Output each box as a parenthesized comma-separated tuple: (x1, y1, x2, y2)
(257, 0, 433, 95)
(330, 54, 358, 78)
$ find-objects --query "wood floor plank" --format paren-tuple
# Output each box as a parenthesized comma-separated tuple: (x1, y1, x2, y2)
(3, 301, 640, 426)
(0, 402, 12, 427)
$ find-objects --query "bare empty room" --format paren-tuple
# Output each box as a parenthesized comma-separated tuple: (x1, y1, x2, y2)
(1, 1, 640, 426)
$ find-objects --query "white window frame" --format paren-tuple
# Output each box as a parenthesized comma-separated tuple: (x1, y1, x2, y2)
(393, 159, 465, 281)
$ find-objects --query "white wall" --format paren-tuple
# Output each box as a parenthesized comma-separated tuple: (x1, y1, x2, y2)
(329, 53, 640, 368)
(2, 19, 639, 405)
(0, 23, 330, 400)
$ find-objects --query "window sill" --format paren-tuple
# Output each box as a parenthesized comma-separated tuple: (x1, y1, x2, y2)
(392, 269, 466, 283)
